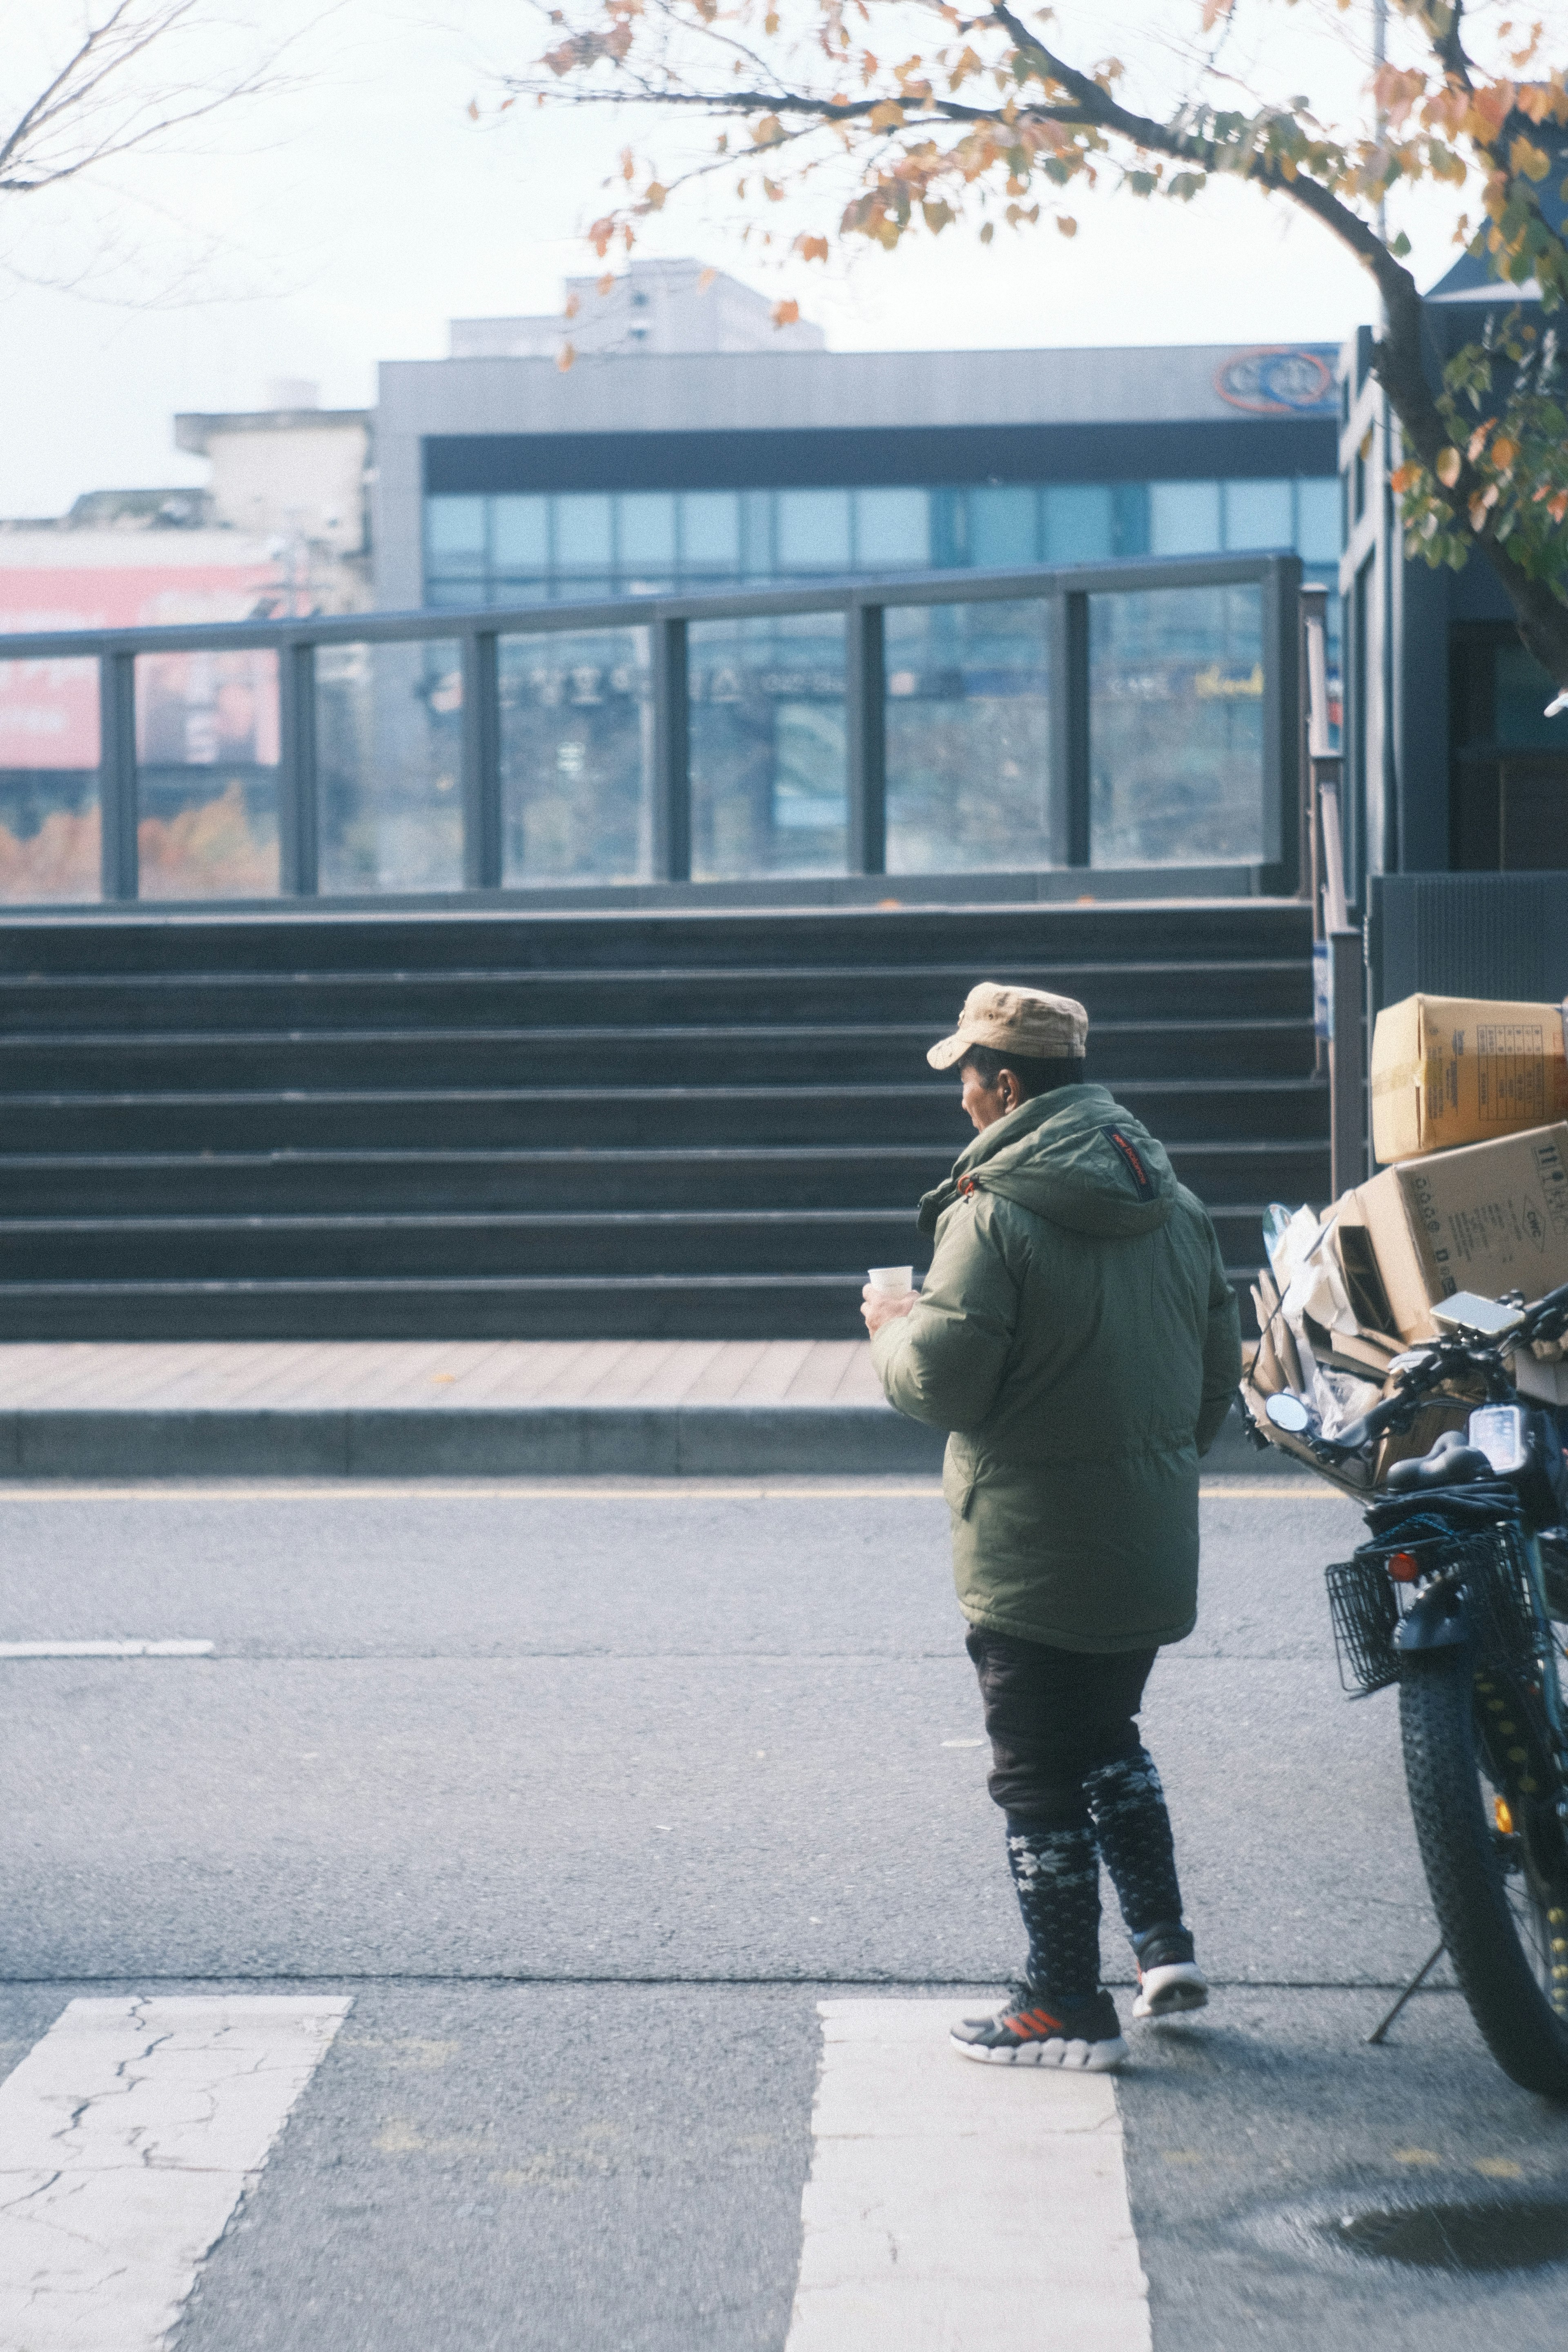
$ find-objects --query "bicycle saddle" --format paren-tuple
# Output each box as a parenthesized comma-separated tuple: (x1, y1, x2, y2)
(1384, 1428, 1496, 1491)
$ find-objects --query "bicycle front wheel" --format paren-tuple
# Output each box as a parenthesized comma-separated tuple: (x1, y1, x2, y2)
(1399, 1644, 1568, 2100)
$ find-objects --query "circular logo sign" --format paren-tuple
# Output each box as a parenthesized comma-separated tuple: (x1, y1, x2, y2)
(1215, 347, 1336, 416)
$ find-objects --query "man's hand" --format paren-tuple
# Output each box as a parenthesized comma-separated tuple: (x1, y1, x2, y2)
(861, 1284, 919, 1337)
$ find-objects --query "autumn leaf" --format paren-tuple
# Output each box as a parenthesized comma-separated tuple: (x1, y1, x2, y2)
(754, 114, 786, 145)
(869, 100, 906, 129)
(1390, 462, 1421, 494)
(1510, 136, 1551, 183)
(557, 342, 576, 373)
(1056, 214, 1077, 236)
(795, 233, 830, 261)
(772, 298, 801, 327)
(1492, 434, 1519, 472)
(1436, 447, 1462, 488)
(644, 181, 667, 209)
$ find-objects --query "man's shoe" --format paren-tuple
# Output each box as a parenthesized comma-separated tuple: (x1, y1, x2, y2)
(1131, 1924, 1209, 2020)
(950, 1985, 1128, 2070)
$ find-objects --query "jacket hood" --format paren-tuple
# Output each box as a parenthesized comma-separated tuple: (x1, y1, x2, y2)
(917, 1083, 1178, 1239)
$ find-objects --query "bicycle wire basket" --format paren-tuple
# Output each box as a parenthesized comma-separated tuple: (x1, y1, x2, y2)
(1325, 1553, 1401, 1695)
(1325, 1524, 1539, 1699)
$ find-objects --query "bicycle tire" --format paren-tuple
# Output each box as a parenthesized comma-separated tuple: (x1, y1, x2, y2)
(1399, 1644, 1568, 2100)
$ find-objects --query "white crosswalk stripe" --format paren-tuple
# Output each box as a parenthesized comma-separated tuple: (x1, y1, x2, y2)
(786, 1999, 1151, 2352)
(0, 1995, 350, 2352)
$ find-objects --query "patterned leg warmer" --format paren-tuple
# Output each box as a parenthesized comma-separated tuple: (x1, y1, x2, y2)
(1004, 1815, 1102, 2001)
(1082, 1748, 1185, 1944)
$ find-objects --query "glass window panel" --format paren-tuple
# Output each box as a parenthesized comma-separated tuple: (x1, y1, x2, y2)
(492, 495, 549, 570)
(680, 491, 742, 572)
(1296, 477, 1340, 564)
(1089, 584, 1265, 867)
(1044, 485, 1114, 566)
(688, 612, 846, 877)
(553, 493, 614, 571)
(0, 655, 100, 901)
(618, 492, 677, 572)
(499, 628, 654, 882)
(1223, 478, 1294, 550)
(1148, 481, 1221, 556)
(134, 650, 279, 899)
(884, 601, 1056, 873)
(740, 490, 773, 576)
(855, 488, 930, 569)
(775, 489, 851, 573)
(316, 640, 463, 893)
(967, 488, 1038, 569)
(1495, 640, 1568, 748)
(425, 497, 487, 561)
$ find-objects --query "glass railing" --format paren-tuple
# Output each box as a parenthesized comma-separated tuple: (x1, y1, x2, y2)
(0, 553, 1301, 904)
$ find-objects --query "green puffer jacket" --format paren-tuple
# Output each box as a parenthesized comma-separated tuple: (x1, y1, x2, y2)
(870, 1082, 1241, 1653)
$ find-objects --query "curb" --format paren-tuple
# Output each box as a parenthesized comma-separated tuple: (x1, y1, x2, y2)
(0, 1404, 1298, 1481)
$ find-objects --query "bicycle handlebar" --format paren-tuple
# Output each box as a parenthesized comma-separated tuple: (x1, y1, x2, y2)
(1297, 1275, 1568, 1464)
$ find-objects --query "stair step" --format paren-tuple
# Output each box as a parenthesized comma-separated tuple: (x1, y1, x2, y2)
(0, 958, 1312, 1032)
(0, 1017, 1315, 1094)
(0, 1140, 1328, 1218)
(0, 900, 1315, 979)
(0, 1077, 1330, 1153)
(0, 1265, 1266, 1343)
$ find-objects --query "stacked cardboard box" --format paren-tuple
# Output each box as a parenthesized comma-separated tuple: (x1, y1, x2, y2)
(1244, 993, 1568, 1489)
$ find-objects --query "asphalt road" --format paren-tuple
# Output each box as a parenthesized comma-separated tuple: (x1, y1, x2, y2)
(2, 1473, 1567, 2348)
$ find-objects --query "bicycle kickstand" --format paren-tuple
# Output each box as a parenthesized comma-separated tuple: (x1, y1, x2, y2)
(1366, 1942, 1446, 2046)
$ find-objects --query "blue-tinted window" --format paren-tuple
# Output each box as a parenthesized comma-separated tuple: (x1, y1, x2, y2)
(777, 489, 852, 572)
(492, 497, 548, 571)
(1496, 641, 1568, 747)
(1045, 485, 1114, 565)
(968, 487, 1037, 568)
(1223, 479, 1293, 551)
(1149, 481, 1221, 556)
(554, 494, 614, 571)
(855, 488, 929, 568)
(682, 492, 741, 570)
(426, 497, 486, 564)
(619, 492, 677, 571)
(1296, 477, 1340, 564)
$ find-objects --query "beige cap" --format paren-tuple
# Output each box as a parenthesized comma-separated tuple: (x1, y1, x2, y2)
(927, 981, 1089, 1071)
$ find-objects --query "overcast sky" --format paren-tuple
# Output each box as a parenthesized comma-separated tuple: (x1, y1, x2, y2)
(1, 0, 1474, 518)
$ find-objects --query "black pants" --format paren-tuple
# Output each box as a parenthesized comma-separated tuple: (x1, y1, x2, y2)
(966, 1626, 1158, 1828)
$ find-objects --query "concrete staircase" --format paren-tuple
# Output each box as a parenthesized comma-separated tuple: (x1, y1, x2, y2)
(0, 900, 1326, 1338)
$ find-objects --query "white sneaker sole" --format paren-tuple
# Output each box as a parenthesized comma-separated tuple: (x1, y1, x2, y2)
(951, 2031, 1129, 2071)
(1133, 1962, 1209, 2020)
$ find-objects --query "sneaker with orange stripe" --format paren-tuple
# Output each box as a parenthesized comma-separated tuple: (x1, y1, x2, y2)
(950, 1985, 1129, 2069)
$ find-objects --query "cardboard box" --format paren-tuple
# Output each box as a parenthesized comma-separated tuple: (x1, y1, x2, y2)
(1354, 1122, 1568, 1342)
(1371, 994, 1568, 1164)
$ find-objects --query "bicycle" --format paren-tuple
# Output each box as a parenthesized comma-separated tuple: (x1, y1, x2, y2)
(1246, 1277, 1568, 2099)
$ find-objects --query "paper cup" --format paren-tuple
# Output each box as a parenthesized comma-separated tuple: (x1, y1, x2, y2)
(867, 1265, 914, 1293)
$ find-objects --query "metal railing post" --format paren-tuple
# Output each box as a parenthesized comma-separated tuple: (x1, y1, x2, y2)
(652, 616, 690, 882)
(1329, 925, 1368, 1196)
(1049, 592, 1090, 868)
(460, 630, 501, 890)
(98, 650, 138, 901)
(278, 641, 318, 895)
(846, 601, 886, 874)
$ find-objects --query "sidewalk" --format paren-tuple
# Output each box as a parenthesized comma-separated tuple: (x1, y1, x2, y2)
(0, 1340, 1287, 1479)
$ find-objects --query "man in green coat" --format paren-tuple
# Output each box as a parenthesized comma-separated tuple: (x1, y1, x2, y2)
(863, 981, 1241, 2071)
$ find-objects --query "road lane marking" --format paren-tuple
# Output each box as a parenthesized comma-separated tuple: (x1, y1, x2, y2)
(0, 1479, 1330, 1501)
(0, 1641, 213, 1659)
(0, 1994, 350, 2351)
(785, 1998, 1150, 2352)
